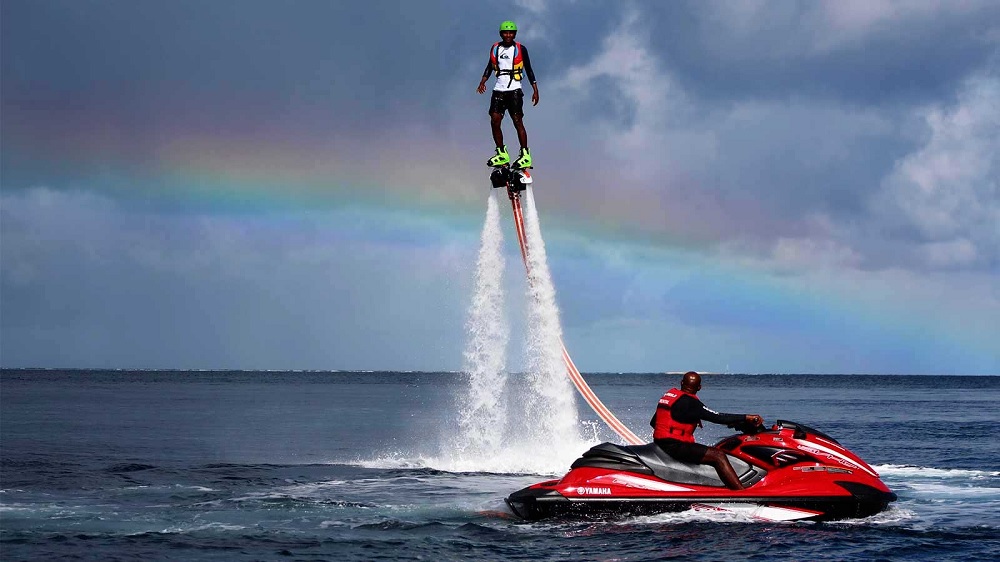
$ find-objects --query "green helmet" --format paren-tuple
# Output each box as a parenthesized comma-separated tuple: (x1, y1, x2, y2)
(499, 20, 518, 32)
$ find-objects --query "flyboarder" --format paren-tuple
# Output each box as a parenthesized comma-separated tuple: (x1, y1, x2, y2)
(477, 20, 538, 170)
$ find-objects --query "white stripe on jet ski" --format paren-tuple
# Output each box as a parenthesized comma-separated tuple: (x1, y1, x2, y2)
(693, 503, 823, 521)
(588, 473, 695, 492)
(793, 439, 878, 477)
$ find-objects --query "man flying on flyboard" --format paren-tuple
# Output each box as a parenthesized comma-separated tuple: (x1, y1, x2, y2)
(477, 20, 539, 171)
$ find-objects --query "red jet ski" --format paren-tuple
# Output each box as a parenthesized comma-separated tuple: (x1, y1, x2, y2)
(506, 420, 896, 522)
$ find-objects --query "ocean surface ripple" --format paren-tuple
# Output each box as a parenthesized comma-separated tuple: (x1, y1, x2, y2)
(2, 370, 998, 561)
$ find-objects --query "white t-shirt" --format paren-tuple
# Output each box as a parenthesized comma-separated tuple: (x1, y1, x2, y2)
(493, 44, 522, 92)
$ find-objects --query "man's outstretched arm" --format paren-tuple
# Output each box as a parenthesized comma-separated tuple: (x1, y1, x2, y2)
(521, 46, 539, 105)
(477, 61, 493, 94)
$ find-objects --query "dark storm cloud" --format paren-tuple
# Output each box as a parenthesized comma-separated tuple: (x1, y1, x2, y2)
(518, 1, 623, 71)
(1, 0, 524, 191)
(2, 1, 997, 371)
(0, 188, 472, 369)
(1, 0, 507, 142)
(573, 75, 639, 129)
(532, 1, 999, 272)
(641, 2, 1000, 105)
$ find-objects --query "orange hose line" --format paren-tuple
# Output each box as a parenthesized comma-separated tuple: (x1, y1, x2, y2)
(509, 192, 644, 445)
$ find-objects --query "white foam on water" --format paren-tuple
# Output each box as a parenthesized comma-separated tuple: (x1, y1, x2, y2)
(277, 481, 349, 495)
(871, 463, 1000, 529)
(152, 522, 247, 535)
(352, 448, 585, 476)
(0, 504, 36, 514)
(847, 506, 917, 526)
(874, 464, 1000, 479)
(900, 481, 1000, 497)
(624, 508, 755, 525)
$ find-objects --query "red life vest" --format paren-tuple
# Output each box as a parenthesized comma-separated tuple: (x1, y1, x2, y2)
(653, 388, 700, 442)
(490, 41, 524, 83)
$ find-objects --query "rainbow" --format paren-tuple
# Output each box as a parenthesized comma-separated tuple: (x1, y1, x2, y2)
(4, 125, 997, 375)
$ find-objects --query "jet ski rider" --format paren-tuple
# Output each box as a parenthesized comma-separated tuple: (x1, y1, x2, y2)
(651, 371, 764, 490)
(477, 20, 539, 170)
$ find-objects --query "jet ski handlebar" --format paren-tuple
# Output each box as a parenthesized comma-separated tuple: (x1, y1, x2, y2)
(724, 418, 843, 443)
(727, 417, 766, 435)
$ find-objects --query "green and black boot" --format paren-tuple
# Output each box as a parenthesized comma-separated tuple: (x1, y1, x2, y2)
(488, 145, 510, 167)
(514, 147, 532, 169)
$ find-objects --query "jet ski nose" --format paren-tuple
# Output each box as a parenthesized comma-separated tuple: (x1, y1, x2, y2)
(835, 481, 898, 517)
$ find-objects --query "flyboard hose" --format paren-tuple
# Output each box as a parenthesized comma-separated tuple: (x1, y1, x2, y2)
(508, 188, 643, 445)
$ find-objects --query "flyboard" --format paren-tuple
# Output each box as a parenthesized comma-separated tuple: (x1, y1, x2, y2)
(489, 163, 643, 445)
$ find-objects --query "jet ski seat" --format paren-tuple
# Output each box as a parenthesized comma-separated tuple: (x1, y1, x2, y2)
(571, 442, 765, 488)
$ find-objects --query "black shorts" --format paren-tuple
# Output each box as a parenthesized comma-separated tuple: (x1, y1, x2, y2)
(488, 89, 524, 118)
(655, 439, 711, 463)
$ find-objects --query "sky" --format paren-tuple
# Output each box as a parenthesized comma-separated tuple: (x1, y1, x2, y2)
(2, 0, 998, 374)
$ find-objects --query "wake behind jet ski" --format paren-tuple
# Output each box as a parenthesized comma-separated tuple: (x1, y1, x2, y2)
(505, 418, 896, 522)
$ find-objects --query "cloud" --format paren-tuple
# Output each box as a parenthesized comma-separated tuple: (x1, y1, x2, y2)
(641, 1, 1000, 104)
(535, 10, 894, 251)
(707, 67, 998, 277)
(721, 230, 863, 275)
(550, 7, 678, 148)
(0, 187, 474, 369)
(817, 0, 992, 51)
(538, 9, 710, 204)
(871, 70, 999, 270)
(3, 2, 998, 373)
(528, 2, 997, 277)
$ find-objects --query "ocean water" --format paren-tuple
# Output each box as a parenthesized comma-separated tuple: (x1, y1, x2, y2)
(1, 370, 998, 561)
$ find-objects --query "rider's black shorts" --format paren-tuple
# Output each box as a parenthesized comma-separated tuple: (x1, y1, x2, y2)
(489, 89, 524, 118)
(655, 439, 711, 463)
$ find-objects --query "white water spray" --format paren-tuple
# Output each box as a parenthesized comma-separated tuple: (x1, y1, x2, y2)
(455, 191, 510, 456)
(436, 189, 594, 475)
(518, 190, 583, 448)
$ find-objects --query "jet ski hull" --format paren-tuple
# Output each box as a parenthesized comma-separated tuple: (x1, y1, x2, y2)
(505, 421, 897, 522)
(506, 480, 896, 521)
